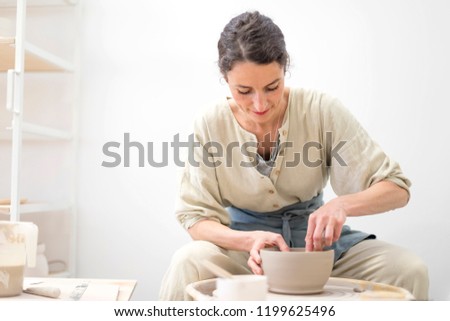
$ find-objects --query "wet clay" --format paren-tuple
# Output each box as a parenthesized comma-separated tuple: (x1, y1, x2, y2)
(0, 265, 24, 297)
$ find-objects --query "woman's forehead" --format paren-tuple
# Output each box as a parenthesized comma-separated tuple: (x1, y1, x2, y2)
(227, 61, 284, 86)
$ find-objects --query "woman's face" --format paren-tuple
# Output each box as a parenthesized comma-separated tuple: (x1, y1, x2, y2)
(226, 61, 286, 126)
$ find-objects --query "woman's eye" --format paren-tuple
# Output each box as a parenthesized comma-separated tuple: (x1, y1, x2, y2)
(237, 90, 251, 95)
(266, 85, 279, 92)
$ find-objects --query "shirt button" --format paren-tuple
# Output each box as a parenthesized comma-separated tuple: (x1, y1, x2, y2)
(275, 170, 280, 175)
(273, 204, 280, 208)
(268, 190, 275, 194)
(282, 130, 287, 136)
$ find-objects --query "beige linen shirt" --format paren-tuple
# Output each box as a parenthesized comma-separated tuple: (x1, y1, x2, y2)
(176, 88, 411, 230)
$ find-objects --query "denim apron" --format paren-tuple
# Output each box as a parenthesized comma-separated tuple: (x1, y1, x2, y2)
(228, 193, 375, 262)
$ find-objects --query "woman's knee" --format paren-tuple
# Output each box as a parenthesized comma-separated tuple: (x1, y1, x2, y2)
(334, 240, 429, 300)
(396, 252, 429, 300)
(159, 241, 222, 300)
(378, 244, 429, 300)
(170, 240, 222, 270)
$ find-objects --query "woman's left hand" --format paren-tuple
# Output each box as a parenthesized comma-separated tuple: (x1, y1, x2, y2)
(305, 181, 410, 251)
(305, 198, 348, 251)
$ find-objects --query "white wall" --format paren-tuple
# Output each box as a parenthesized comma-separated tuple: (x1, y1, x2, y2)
(77, 0, 450, 300)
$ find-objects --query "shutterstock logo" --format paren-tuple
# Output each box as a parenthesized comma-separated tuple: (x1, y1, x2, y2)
(101, 132, 347, 168)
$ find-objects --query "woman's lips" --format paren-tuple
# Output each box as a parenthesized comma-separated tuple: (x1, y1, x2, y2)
(253, 109, 269, 116)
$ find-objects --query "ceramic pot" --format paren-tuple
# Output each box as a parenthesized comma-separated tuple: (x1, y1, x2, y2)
(0, 221, 38, 297)
(260, 247, 334, 294)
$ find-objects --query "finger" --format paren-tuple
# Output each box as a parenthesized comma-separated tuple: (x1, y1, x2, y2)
(250, 246, 262, 265)
(324, 223, 335, 247)
(312, 220, 326, 251)
(314, 241, 323, 251)
(305, 215, 317, 251)
(247, 256, 262, 275)
(333, 223, 342, 242)
(274, 235, 290, 252)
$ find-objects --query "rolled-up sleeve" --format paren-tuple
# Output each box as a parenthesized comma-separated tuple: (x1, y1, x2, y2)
(175, 117, 230, 230)
(322, 97, 411, 196)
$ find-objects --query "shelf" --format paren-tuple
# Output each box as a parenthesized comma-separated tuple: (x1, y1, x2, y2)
(0, 202, 71, 215)
(48, 270, 71, 278)
(1, 0, 78, 278)
(21, 121, 72, 139)
(0, 0, 78, 7)
(0, 37, 74, 72)
(0, 121, 72, 140)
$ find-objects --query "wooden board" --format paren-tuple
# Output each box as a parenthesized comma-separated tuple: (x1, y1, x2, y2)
(0, 37, 69, 72)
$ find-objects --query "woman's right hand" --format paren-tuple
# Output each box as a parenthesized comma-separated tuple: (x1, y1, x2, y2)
(188, 220, 289, 274)
(247, 231, 290, 275)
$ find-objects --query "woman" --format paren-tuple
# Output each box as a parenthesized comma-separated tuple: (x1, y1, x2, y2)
(159, 11, 429, 300)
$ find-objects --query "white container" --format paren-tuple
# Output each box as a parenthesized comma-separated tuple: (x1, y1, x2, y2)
(25, 243, 49, 277)
(0, 221, 38, 297)
(215, 275, 267, 301)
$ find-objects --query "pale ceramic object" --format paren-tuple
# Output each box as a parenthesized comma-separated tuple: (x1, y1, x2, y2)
(215, 275, 267, 301)
(25, 243, 49, 277)
(0, 221, 38, 297)
(260, 247, 334, 294)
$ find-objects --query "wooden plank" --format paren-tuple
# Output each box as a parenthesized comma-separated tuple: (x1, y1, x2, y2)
(0, 38, 71, 72)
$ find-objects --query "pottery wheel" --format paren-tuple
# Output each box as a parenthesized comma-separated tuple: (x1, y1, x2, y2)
(267, 279, 360, 300)
(266, 277, 413, 301)
(186, 277, 415, 301)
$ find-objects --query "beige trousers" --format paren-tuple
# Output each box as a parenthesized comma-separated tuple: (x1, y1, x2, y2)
(159, 239, 429, 301)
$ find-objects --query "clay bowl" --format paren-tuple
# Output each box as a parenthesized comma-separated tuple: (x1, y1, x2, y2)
(260, 247, 334, 294)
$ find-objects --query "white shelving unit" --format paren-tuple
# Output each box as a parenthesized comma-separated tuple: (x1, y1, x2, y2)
(0, 0, 78, 278)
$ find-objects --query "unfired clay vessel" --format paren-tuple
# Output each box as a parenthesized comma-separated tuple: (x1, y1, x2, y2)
(260, 247, 334, 294)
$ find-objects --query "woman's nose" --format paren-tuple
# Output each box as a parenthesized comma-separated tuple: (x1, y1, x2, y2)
(253, 93, 268, 111)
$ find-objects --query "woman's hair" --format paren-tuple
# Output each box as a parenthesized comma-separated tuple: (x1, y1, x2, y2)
(218, 11, 289, 76)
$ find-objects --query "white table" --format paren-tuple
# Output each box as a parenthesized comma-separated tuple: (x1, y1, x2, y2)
(1, 277, 137, 301)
